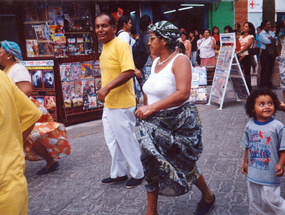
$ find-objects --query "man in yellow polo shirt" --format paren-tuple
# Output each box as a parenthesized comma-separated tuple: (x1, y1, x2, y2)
(0, 71, 42, 214)
(95, 13, 144, 188)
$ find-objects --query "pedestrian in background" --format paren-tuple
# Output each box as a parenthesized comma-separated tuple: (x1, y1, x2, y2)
(136, 14, 152, 84)
(116, 15, 141, 103)
(95, 13, 144, 188)
(135, 21, 215, 215)
(196, 31, 204, 66)
(212, 26, 220, 45)
(199, 29, 216, 66)
(236, 22, 255, 92)
(0, 70, 42, 214)
(277, 16, 285, 101)
(224, 25, 233, 33)
(189, 30, 198, 66)
(181, 31, 191, 59)
(234, 23, 241, 31)
(242, 88, 285, 214)
(255, 26, 262, 64)
(259, 20, 277, 89)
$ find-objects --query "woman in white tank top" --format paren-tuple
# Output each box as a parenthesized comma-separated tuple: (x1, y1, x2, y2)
(135, 21, 215, 215)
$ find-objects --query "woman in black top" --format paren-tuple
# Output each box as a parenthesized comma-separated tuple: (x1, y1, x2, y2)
(189, 30, 197, 66)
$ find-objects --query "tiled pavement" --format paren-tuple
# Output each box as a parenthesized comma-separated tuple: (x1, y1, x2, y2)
(25, 81, 285, 215)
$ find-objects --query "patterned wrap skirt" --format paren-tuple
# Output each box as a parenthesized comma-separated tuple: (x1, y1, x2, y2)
(24, 99, 71, 161)
(138, 102, 203, 196)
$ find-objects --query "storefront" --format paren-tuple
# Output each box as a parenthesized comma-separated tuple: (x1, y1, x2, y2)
(0, 0, 220, 125)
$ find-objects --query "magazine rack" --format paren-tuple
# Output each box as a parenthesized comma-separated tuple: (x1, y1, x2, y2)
(17, 1, 103, 125)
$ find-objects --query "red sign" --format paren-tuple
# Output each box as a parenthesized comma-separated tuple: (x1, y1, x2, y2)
(249, 0, 256, 9)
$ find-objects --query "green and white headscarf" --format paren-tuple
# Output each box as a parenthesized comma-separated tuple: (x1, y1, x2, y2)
(148, 21, 181, 47)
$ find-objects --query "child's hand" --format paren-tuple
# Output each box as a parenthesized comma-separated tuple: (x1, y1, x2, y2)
(275, 163, 285, 177)
(241, 162, 248, 174)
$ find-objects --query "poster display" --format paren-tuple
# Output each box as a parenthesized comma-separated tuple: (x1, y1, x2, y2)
(191, 66, 207, 86)
(216, 47, 233, 71)
(60, 60, 102, 110)
(21, 60, 58, 120)
(190, 86, 207, 104)
(191, 66, 207, 104)
(209, 75, 227, 104)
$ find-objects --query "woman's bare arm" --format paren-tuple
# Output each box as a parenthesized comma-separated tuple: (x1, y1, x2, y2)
(16, 81, 32, 97)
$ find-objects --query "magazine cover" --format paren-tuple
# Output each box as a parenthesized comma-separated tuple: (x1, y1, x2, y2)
(77, 43, 85, 55)
(95, 78, 101, 92)
(31, 70, 43, 91)
(33, 96, 45, 106)
(45, 96, 57, 116)
(59, 64, 71, 82)
(93, 60, 101, 77)
(190, 86, 207, 104)
(34, 25, 47, 41)
(62, 81, 72, 108)
(25, 24, 37, 40)
(75, 80, 83, 107)
(70, 81, 76, 107)
(192, 67, 207, 86)
(54, 44, 68, 58)
(81, 62, 93, 79)
(83, 34, 93, 55)
(67, 36, 76, 44)
(43, 70, 55, 90)
(68, 43, 78, 55)
(82, 78, 95, 95)
(71, 63, 81, 80)
(26, 40, 38, 57)
(48, 3, 64, 26)
(88, 94, 97, 109)
(38, 42, 54, 56)
(77, 36, 83, 43)
(82, 94, 89, 110)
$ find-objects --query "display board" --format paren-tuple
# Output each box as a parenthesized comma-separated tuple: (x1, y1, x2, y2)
(190, 66, 207, 104)
(21, 60, 58, 120)
(207, 33, 250, 109)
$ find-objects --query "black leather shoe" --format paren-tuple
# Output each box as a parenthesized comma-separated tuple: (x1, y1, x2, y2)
(36, 161, 59, 175)
(125, 177, 144, 189)
(101, 175, 128, 184)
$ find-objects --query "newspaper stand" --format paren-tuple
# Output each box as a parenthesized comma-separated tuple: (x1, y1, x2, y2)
(207, 33, 250, 110)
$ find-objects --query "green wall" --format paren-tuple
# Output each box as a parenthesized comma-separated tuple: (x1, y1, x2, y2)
(208, 1, 234, 33)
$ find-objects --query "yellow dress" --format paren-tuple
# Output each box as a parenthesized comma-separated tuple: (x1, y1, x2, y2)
(0, 71, 42, 214)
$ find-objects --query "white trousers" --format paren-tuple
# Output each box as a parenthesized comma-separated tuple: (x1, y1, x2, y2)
(248, 180, 285, 215)
(102, 107, 144, 179)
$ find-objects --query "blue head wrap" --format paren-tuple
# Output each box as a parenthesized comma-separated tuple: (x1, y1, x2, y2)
(282, 15, 285, 22)
(1, 40, 22, 61)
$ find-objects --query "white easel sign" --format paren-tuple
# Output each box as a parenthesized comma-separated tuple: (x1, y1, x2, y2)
(207, 33, 250, 110)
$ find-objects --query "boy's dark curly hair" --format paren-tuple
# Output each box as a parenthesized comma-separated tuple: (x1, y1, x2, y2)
(245, 88, 280, 118)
